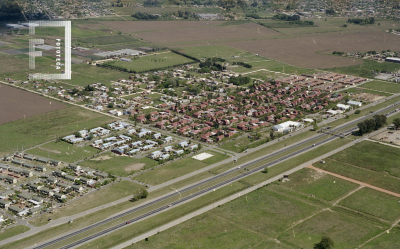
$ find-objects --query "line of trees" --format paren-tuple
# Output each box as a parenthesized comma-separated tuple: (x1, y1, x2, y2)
(357, 114, 387, 135)
(232, 61, 252, 68)
(347, 17, 375, 25)
(171, 50, 200, 62)
(273, 14, 300, 21)
(97, 60, 197, 74)
(0, 0, 23, 21)
(131, 12, 159, 20)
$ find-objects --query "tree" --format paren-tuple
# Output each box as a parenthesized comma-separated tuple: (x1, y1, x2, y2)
(355, 110, 361, 114)
(270, 130, 275, 139)
(313, 122, 319, 131)
(262, 167, 268, 173)
(88, 133, 94, 140)
(314, 236, 334, 249)
(393, 118, 400, 130)
(108, 102, 114, 108)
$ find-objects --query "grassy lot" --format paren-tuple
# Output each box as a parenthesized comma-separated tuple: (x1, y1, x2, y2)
(60, 64, 132, 87)
(76, 35, 141, 46)
(129, 187, 318, 249)
(361, 80, 400, 94)
(339, 188, 400, 223)
(133, 150, 230, 185)
(79, 152, 158, 176)
(363, 227, 400, 249)
(329, 140, 400, 178)
(29, 180, 144, 227)
(105, 52, 194, 73)
(329, 59, 400, 79)
(0, 106, 112, 156)
(278, 210, 386, 249)
(279, 168, 359, 202)
(0, 226, 30, 241)
(339, 86, 393, 97)
(26, 141, 100, 163)
(315, 158, 400, 194)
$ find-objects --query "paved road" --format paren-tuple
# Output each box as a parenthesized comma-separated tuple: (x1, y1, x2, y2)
(30, 101, 400, 249)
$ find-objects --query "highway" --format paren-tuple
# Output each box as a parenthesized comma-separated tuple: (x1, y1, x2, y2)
(33, 102, 399, 249)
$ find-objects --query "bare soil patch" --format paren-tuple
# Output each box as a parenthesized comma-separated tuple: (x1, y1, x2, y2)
(99, 21, 226, 33)
(224, 31, 400, 68)
(91, 155, 111, 161)
(372, 130, 400, 146)
(0, 84, 66, 125)
(353, 92, 385, 102)
(38, 147, 61, 154)
(134, 23, 281, 45)
(125, 163, 145, 171)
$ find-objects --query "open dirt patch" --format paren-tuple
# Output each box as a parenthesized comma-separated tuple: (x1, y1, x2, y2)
(38, 147, 61, 154)
(0, 84, 66, 124)
(353, 92, 385, 102)
(91, 155, 111, 161)
(125, 163, 145, 171)
(372, 130, 400, 146)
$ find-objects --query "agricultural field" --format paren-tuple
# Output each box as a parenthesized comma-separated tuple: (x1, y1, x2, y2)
(79, 152, 158, 176)
(0, 106, 113, 156)
(224, 31, 400, 69)
(99, 20, 226, 34)
(76, 35, 142, 46)
(104, 52, 194, 72)
(133, 22, 281, 46)
(130, 167, 397, 249)
(329, 59, 400, 78)
(133, 150, 230, 185)
(0, 84, 66, 124)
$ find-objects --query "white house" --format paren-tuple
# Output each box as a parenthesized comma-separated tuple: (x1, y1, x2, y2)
(337, 104, 350, 110)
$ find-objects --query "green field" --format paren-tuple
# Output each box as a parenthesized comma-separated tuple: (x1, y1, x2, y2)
(0, 226, 30, 241)
(133, 150, 230, 185)
(329, 59, 400, 79)
(129, 167, 389, 249)
(76, 35, 141, 46)
(26, 141, 100, 163)
(278, 210, 385, 249)
(0, 106, 112, 156)
(79, 152, 158, 176)
(179, 45, 252, 60)
(339, 188, 400, 223)
(361, 80, 400, 94)
(329, 140, 400, 178)
(104, 52, 194, 73)
(363, 227, 400, 249)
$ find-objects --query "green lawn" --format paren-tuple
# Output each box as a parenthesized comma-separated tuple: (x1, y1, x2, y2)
(29, 180, 144, 227)
(133, 150, 230, 185)
(278, 210, 386, 249)
(0, 106, 112, 155)
(0, 226, 30, 241)
(79, 152, 158, 176)
(179, 45, 252, 60)
(339, 188, 400, 223)
(105, 52, 194, 73)
(26, 141, 100, 163)
(361, 80, 400, 94)
(329, 140, 400, 178)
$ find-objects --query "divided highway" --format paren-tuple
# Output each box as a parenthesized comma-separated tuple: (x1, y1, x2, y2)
(33, 102, 399, 249)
